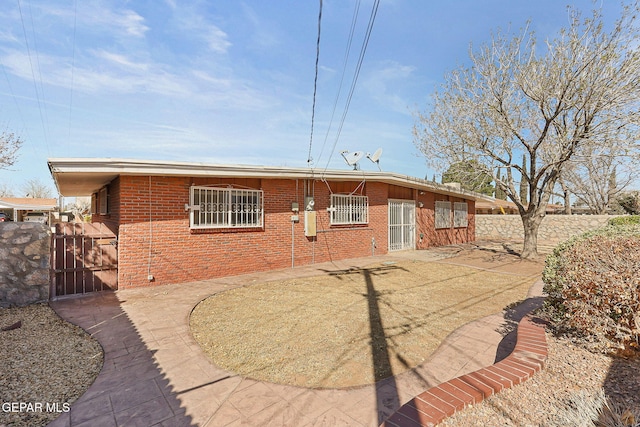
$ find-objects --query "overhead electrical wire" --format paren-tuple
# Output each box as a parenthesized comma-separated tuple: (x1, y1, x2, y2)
(17, 0, 51, 156)
(323, 0, 381, 174)
(27, 1, 51, 153)
(68, 0, 78, 150)
(0, 62, 35, 158)
(306, 0, 323, 167)
(315, 0, 362, 168)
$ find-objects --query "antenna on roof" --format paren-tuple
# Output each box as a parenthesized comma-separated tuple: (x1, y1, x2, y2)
(340, 150, 364, 170)
(366, 148, 383, 171)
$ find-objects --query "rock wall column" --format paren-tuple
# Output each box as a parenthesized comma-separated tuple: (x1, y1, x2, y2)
(0, 223, 51, 307)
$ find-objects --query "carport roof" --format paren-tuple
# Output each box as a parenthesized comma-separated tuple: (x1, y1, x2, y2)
(48, 157, 489, 202)
(0, 198, 58, 210)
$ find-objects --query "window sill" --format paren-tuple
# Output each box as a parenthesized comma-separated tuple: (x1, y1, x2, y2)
(190, 227, 264, 234)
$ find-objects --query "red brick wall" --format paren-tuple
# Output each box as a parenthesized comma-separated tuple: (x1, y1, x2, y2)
(416, 192, 475, 249)
(106, 175, 474, 288)
(91, 177, 120, 235)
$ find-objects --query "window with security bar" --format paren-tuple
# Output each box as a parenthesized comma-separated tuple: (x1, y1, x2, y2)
(330, 194, 368, 225)
(190, 186, 263, 229)
(435, 200, 451, 229)
(454, 202, 468, 227)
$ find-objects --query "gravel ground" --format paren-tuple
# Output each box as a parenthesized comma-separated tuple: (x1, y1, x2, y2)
(441, 331, 640, 427)
(0, 303, 103, 427)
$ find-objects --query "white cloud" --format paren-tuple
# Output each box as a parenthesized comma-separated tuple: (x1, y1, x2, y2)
(91, 50, 150, 72)
(240, 3, 280, 49)
(114, 9, 149, 38)
(164, 1, 232, 54)
(363, 61, 416, 114)
(0, 48, 191, 97)
(204, 25, 232, 53)
(77, 3, 148, 38)
(36, 1, 149, 39)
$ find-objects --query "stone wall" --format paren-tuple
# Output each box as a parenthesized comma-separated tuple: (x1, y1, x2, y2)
(0, 222, 50, 307)
(476, 214, 616, 243)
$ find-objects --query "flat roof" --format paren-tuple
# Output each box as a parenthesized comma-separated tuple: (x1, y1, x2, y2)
(0, 198, 58, 210)
(48, 157, 488, 201)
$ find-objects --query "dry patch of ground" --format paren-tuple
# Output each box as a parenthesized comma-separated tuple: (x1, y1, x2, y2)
(190, 258, 541, 389)
(0, 303, 103, 427)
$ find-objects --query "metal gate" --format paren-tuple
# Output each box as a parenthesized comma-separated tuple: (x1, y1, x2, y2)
(51, 222, 118, 297)
(388, 199, 416, 251)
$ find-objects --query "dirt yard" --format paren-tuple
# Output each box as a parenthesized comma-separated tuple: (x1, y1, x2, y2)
(190, 244, 544, 389)
(0, 304, 103, 427)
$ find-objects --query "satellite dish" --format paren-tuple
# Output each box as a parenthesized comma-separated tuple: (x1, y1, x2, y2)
(367, 148, 383, 171)
(340, 150, 364, 170)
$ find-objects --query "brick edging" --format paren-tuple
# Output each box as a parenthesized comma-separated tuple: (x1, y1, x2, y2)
(381, 316, 548, 427)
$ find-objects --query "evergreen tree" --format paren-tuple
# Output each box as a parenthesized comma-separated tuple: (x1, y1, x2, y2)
(442, 160, 494, 196)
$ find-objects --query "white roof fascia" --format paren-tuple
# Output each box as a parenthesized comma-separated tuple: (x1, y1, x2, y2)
(47, 158, 485, 201)
(0, 201, 57, 210)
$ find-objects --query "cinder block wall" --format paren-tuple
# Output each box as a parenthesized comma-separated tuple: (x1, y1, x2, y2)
(0, 222, 50, 307)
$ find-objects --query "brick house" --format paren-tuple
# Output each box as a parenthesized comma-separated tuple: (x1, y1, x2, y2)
(48, 158, 482, 289)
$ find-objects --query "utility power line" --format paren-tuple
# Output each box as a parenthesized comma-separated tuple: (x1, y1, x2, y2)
(16, 0, 51, 156)
(323, 0, 381, 172)
(315, 0, 362, 168)
(307, 0, 323, 167)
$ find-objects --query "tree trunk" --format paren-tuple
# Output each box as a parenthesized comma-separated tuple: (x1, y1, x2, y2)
(563, 189, 572, 215)
(521, 212, 544, 259)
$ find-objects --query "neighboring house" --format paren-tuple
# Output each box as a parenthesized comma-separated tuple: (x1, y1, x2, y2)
(48, 158, 483, 289)
(0, 197, 58, 223)
(475, 198, 520, 215)
(476, 197, 564, 215)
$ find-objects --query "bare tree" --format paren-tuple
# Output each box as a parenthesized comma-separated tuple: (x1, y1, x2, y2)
(414, 3, 640, 258)
(0, 183, 15, 197)
(21, 178, 54, 199)
(0, 131, 23, 170)
(557, 174, 572, 215)
(69, 197, 91, 221)
(559, 139, 639, 214)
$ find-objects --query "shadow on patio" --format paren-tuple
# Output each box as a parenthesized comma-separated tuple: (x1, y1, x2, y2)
(49, 291, 196, 426)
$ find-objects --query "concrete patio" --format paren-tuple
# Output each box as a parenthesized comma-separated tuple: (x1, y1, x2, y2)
(48, 246, 545, 427)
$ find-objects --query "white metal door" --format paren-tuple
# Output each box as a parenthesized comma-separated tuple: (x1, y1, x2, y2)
(388, 200, 416, 251)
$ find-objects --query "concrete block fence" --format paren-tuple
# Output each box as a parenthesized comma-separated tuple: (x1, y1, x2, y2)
(476, 214, 616, 243)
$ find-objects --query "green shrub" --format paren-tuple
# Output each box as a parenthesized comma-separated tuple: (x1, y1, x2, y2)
(542, 224, 640, 355)
(608, 215, 640, 227)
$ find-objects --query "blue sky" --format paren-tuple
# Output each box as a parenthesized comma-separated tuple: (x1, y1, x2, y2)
(0, 0, 624, 196)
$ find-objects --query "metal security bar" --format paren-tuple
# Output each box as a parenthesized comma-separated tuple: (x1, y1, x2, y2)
(330, 194, 369, 225)
(388, 199, 416, 251)
(435, 201, 452, 229)
(454, 202, 468, 228)
(190, 187, 263, 229)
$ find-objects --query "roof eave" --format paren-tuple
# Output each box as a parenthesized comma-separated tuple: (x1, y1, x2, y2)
(47, 158, 487, 201)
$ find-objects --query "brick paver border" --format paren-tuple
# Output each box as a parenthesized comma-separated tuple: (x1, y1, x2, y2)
(381, 316, 548, 427)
